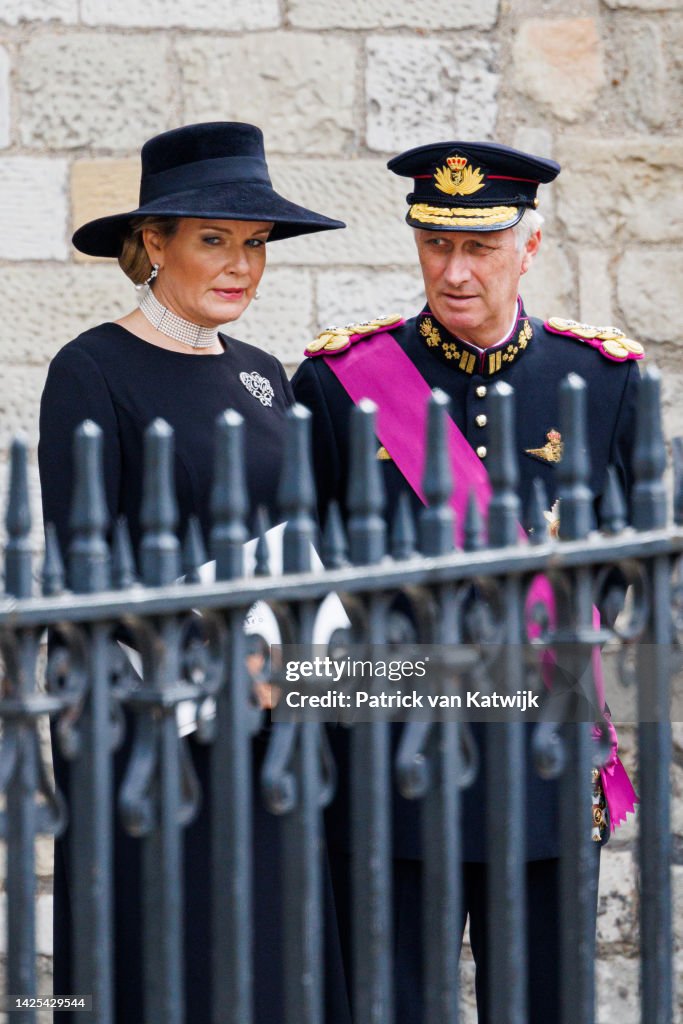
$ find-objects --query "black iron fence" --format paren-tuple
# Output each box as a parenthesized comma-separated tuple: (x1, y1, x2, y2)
(0, 368, 679, 1024)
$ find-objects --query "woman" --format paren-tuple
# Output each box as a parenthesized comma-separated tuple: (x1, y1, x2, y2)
(38, 121, 347, 1023)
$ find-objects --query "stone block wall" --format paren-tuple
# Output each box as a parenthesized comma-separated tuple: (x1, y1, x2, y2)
(0, 1, 680, 534)
(0, 1, 681, 1019)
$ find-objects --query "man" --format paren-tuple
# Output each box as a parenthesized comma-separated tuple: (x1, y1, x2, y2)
(291, 141, 641, 1022)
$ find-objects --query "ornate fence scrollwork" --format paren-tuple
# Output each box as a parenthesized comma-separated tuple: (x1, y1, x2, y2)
(0, 365, 678, 1023)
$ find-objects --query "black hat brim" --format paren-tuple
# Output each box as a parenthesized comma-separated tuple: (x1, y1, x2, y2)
(72, 181, 345, 257)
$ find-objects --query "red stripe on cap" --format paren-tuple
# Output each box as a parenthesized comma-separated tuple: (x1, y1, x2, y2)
(487, 174, 539, 183)
(414, 173, 539, 183)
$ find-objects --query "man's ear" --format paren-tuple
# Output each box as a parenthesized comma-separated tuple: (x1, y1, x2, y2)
(520, 229, 541, 276)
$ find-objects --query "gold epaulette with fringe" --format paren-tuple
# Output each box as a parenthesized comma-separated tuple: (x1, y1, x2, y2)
(305, 314, 404, 358)
(544, 317, 644, 363)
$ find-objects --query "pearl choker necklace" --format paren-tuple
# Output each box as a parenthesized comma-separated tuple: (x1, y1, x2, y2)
(139, 287, 220, 349)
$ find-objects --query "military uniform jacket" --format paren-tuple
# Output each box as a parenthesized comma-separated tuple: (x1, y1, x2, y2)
(291, 301, 641, 862)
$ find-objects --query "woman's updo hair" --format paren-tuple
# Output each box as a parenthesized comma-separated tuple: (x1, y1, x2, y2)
(118, 215, 179, 285)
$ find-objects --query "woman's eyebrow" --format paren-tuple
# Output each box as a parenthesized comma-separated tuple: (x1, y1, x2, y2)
(200, 224, 272, 236)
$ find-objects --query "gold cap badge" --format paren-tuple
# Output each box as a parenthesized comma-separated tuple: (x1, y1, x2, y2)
(434, 157, 485, 197)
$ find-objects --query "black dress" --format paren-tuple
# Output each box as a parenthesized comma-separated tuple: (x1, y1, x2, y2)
(39, 323, 350, 1024)
(38, 323, 294, 558)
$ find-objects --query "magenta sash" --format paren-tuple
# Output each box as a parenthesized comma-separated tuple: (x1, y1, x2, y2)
(324, 331, 491, 543)
(322, 330, 638, 830)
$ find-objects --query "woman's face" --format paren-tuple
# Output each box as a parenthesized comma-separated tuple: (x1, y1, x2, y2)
(144, 218, 272, 327)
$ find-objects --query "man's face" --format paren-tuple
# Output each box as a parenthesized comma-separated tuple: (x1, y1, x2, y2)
(414, 226, 540, 348)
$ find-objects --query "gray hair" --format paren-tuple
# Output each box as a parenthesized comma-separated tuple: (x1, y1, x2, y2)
(512, 207, 544, 251)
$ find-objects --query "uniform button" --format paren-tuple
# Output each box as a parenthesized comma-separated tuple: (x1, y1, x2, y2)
(475, 414, 487, 427)
(476, 446, 487, 459)
(476, 385, 487, 398)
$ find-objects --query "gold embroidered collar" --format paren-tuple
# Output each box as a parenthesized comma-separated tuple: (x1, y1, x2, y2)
(417, 302, 533, 377)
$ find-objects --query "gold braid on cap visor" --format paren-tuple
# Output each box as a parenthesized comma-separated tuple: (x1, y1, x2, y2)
(408, 203, 520, 227)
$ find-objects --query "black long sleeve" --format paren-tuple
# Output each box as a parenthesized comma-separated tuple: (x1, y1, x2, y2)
(39, 343, 122, 558)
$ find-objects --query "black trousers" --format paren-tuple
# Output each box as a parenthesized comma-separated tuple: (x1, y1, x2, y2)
(330, 852, 600, 1024)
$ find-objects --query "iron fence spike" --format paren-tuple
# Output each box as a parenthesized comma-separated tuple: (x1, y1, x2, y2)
(140, 417, 180, 586)
(527, 478, 549, 547)
(182, 515, 207, 584)
(68, 420, 110, 594)
(557, 373, 593, 541)
(253, 505, 271, 577)
(632, 365, 667, 531)
(464, 489, 485, 552)
(488, 381, 520, 548)
(42, 521, 65, 596)
(420, 389, 454, 556)
(392, 491, 417, 560)
(211, 409, 247, 580)
(673, 437, 683, 527)
(322, 500, 349, 569)
(278, 404, 316, 573)
(348, 398, 385, 565)
(599, 466, 627, 535)
(5, 434, 32, 599)
(112, 516, 137, 590)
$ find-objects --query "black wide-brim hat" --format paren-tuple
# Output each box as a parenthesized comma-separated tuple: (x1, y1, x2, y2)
(388, 140, 560, 232)
(73, 121, 346, 257)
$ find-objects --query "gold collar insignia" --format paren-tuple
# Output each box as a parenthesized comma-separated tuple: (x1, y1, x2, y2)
(419, 316, 478, 373)
(525, 430, 563, 465)
(418, 314, 533, 377)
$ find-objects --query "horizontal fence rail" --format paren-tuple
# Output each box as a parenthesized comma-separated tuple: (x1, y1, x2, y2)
(0, 367, 678, 1024)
